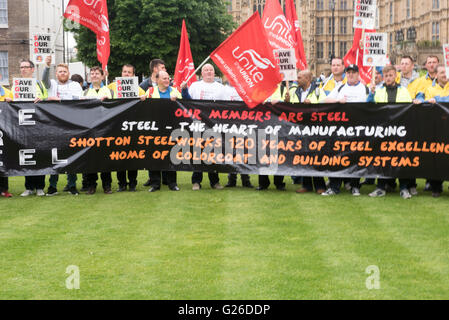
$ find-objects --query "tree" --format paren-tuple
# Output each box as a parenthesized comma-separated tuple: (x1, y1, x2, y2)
(71, 0, 236, 79)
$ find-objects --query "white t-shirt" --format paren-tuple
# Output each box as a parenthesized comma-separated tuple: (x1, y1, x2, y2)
(223, 84, 243, 101)
(48, 79, 83, 100)
(327, 82, 368, 103)
(188, 80, 226, 100)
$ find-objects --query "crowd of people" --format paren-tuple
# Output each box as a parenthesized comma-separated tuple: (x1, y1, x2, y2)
(0, 54, 448, 199)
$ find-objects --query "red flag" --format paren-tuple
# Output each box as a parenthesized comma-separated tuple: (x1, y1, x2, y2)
(343, 28, 375, 84)
(64, 0, 110, 69)
(211, 12, 282, 108)
(285, 0, 307, 70)
(173, 20, 197, 88)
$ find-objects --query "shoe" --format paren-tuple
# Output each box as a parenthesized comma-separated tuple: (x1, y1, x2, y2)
(242, 181, 254, 188)
(225, 182, 236, 188)
(63, 185, 69, 192)
(321, 188, 337, 196)
(352, 187, 361, 196)
(409, 187, 418, 196)
(1, 191, 12, 198)
(21, 189, 34, 197)
(46, 187, 58, 196)
(211, 183, 224, 190)
(128, 186, 137, 192)
(117, 185, 127, 192)
(295, 188, 310, 194)
(68, 187, 79, 195)
(143, 179, 151, 187)
(316, 189, 326, 194)
(424, 182, 431, 191)
(192, 183, 201, 191)
(104, 187, 112, 194)
(86, 187, 96, 195)
(344, 182, 352, 191)
(36, 189, 46, 197)
(369, 188, 386, 197)
(148, 186, 160, 192)
(256, 186, 268, 191)
(80, 186, 88, 192)
(432, 192, 441, 198)
(400, 189, 412, 199)
(276, 185, 286, 191)
(169, 185, 180, 191)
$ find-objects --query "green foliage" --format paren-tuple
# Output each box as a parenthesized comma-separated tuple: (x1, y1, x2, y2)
(71, 0, 236, 79)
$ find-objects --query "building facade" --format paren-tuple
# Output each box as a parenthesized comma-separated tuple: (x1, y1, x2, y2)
(0, 0, 63, 87)
(227, 0, 449, 76)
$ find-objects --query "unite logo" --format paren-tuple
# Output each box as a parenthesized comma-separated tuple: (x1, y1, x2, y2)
(82, 0, 109, 33)
(178, 59, 195, 74)
(232, 47, 275, 88)
(264, 15, 295, 47)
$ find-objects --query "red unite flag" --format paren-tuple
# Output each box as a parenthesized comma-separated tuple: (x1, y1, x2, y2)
(344, 28, 375, 84)
(64, 0, 110, 69)
(211, 12, 282, 108)
(173, 20, 197, 88)
(284, 0, 307, 70)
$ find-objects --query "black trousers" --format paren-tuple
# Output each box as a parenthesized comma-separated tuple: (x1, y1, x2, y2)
(429, 180, 443, 193)
(258, 175, 285, 188)
(117, 170, 138, 188)
(328, 178, 360, 193)
(192, 171, 219, 187)
(25, 175, 45, 190)
(86, 172, 112, 189)
(0, 177, 8, 192)
(227, 173, 250, 184)
(149, 171, 177, 188)
(302, 177, 326, 191)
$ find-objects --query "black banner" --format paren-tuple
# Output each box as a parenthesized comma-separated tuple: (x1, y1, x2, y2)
(1, 99, 449, 180)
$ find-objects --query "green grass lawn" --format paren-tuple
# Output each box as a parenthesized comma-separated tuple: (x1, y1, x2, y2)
(1, 172, 449, 299)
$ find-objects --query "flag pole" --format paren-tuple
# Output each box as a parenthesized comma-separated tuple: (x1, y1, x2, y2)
(184, 55, 210, 84)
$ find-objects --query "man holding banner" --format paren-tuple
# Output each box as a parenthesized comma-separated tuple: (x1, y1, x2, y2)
(14, 59, 48, 197)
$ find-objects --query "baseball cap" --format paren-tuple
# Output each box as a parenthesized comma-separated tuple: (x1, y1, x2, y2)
(345, 64, 359, 72)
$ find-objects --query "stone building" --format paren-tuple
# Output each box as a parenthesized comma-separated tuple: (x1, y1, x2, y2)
(227, 0, 449, 76)
(0, 0, 63, 87)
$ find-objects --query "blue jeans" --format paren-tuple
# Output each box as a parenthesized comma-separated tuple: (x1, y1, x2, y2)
(49, 174, 77, 189)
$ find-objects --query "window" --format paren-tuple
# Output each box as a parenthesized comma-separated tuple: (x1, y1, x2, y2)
(340, 0, 347, 10)
(317, 42, 324, 59)
(328, 42, 336, 60)
(390, 33, 393, 52)
(316, 17, 324, 34)
(328, 17, 335, 34)
(340, 17, 347, 34)
(0, 51, 8, 84)
(253, 0, 265, 15)
(432, 22, 440, 41)
(339, 42, 347, 58)
(406, 0, 411, 18)
(433, 0, 440, 9)
(0, 0, 7, 27)
(317, 0, 324, 10)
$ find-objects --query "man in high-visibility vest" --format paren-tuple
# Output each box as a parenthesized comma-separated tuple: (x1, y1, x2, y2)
(318, 57, 347, 102)
(367, 65, 414, 199)
(109, 64, 146, 192)
(146, 70, 183, 192)
(83, 66, 114, 195)
(13, 59, 48, 197)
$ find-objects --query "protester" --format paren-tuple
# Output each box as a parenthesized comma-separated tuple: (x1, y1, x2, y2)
(108, 64, 146, 192)
(285, 70, 326, 194)
(42, 56, 82, 196)
(367, 65, 414, 199)
(410, 56, 439, 99)
(0, 177, 12, 198)
(9, 60, 47, 196)
(318, 57, 347, 100)
(139, 59, 167, 92)
(222, 75, 253, 188)
(322, 64, 369, 196)
(82, 67, 114, 195)
(182, 63, 225, 191)
(397, 56, 419, 93)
